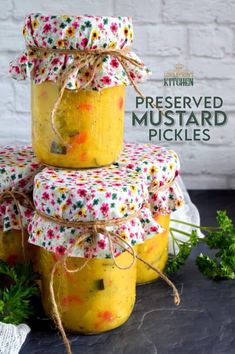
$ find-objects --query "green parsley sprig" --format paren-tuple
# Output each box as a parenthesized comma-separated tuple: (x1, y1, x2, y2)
(166, 228, 198, 275)
(166, 211, 235, 279)
(0, 261, 40, 324)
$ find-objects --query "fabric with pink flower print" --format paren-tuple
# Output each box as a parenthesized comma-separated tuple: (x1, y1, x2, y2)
(9, 14, 150, 90)
(29, 165, 163, 258)
(114, 143, 184, 215)
(0, 146, 42, 231)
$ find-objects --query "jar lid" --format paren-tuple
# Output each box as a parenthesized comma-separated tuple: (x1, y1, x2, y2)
(29, 165, 162, 258)
(115, 143, 184, 214)
(9, 14, 150, 90)
(24, 14, 133, 50)
(0, 146, 42, 231)
(0, 146, 41, 193)
(33, 165, 148, 221)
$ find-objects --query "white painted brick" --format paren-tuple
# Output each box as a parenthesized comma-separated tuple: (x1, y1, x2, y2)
(234, 29, 235, 55)
(187, 58, 235, 79)
(0, 112, 30, 124)
(147, 25, 186, 56)
(0, 80, 15, 112)
(12, 80, 30, 113)
(182, 174, 229, 189)
(163, 0, 218, 24)
(189, 27, 233, 58)
(163, 0, 235, 24)
(179, 145, 235, 175)
(199, 80, 235, 108)
(216, 0, 235, 24)
(133, 25, 186, 57)
(12, 0, 114, 20)
(132, 25, 149, 54)
(140, 56, 187, 80)
(0, 21, 25, 52)
(0, 0, 13, 20)
(0, 114, 31, 145)
(114, 0, 162, 23)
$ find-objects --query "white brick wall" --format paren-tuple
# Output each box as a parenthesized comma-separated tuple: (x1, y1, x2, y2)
(0, 0, 235, 189)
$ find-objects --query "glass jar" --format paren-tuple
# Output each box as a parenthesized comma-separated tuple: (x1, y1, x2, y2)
(31, 82, 125, 168)
(38, 248, 136, 333)
(29, 165, 159, 333)
(10, 14, 150, 169)
(137, 214, 170, 284)
(114, 143, 184, 284)
(0, 229, 25, 264)
(0, 146, 41, 265)
(0, 228, 38, 265)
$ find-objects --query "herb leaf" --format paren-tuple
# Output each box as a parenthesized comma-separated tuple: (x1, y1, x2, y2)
(165, 229, 199, 275)
(0, 261, 40, 324)
(166, 210, 235, 280)
(196, 211, 235, 279)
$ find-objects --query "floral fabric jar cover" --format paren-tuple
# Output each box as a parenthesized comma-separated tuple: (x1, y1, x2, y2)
(9, 14, 150, 90)
(115, 143, 184, 215)
(29, 165, 163, 258)
(0, 146, 42, 231)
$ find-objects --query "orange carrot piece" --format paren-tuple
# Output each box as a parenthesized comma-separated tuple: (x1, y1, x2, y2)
(98, 310, 114, 322)
(76, 103, 93, 112)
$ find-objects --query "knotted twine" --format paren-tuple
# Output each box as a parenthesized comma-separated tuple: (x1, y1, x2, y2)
(27, 45, 156, 149)
(150, 178, 176, 194)
(36, 205, 180, 354)
(0, 190, 35, 261)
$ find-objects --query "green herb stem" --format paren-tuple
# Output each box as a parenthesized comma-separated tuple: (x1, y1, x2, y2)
(171, 218, 219, 231)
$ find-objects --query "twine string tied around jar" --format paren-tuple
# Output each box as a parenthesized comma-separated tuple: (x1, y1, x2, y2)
(149, 178, 176, 194)
(36, 208, 180, 354)
(27, 45, 156, 149)
(0, 190, 35, 261)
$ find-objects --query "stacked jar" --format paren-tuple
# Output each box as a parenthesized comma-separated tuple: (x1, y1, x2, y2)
(29, 165, 162, 333)
(10, 14, 150, 168)
(115, 143, 184, 284)
(0, 146, 41, 264)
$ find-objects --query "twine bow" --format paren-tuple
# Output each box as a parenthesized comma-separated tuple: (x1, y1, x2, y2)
(0, 190, 35, 261)
(28, 45, 146, 149)
(36, 208, 180, 354)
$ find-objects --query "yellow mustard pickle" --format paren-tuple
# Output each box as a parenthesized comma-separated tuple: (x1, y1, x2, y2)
(137, 214, 170, 284)
(38, 248, 136, 333)
(0, 229, 25, 264)
(31, 82, 125, 168)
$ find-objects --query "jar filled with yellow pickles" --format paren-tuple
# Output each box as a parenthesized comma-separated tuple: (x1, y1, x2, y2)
(10, 14, 150, 168)
(114, 143, 184, 284)
(137, 213, 170, 284)
(0, 146, 41, 264)
(28, 165, 160, 333)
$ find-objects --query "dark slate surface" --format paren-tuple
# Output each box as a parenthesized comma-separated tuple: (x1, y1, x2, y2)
(20, 190, 235, 354)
